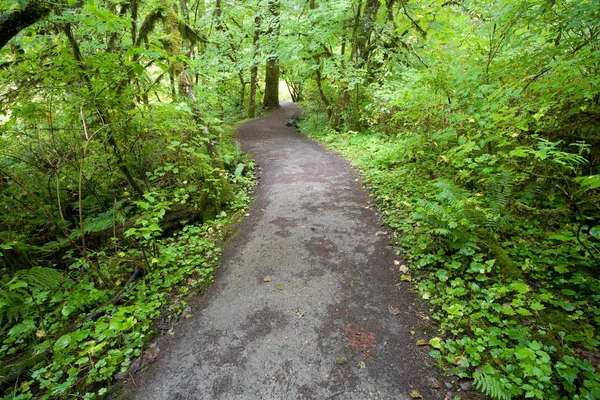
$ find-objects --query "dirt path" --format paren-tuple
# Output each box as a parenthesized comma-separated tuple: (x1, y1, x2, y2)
(128, 102, 444, 399)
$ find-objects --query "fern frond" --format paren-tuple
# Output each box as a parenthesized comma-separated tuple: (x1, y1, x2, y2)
(433, 179, 470, 205)
(486, 171, 513, 230)
(13, 267, 64, 290)
(474, 369, 512, 400)
(0, 267, 64, 325)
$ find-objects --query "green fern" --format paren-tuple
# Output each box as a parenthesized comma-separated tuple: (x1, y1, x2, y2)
(486, 171, 513, 230)
(413, 180, 480, 251)
(0, 267, 64, 325)
(474, 368, 512, 400)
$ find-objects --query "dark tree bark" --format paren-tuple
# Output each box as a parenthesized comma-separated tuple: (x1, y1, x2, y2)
(351, 0, 380, 65)
(263, 58, 280, 109)
(0, 0, 51, 50)
(262, 0, 280, 110)
(248, 15, 261, 118)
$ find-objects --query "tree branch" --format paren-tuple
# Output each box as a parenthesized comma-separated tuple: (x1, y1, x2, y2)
(0, 0, 52, 50)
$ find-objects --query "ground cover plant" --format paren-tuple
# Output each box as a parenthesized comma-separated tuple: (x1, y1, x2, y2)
(0, 0, 262, 397)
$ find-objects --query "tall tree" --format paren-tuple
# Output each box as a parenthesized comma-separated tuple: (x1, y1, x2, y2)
(262, 0, 280, 109)
(248, 13, 262, 118)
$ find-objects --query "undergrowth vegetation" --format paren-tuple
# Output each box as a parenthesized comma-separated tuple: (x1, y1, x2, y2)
(293, 0, 599, 398)
(300, 108, 599, 399)
(0, 0, 259, 397)
(299, 105, 599, 399)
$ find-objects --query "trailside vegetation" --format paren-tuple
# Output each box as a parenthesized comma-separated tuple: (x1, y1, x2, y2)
(295, 0, 600, 399)
(0, 0, 262, 398)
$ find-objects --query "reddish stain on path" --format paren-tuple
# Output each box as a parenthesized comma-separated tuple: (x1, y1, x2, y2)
(345, 322, 377, 359)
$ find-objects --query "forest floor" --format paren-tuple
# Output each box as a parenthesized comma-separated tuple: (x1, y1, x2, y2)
(126, 102, 448, 399)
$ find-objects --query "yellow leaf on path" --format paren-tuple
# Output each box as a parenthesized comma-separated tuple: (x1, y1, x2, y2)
(399, 265, 409, 273)
(416, 339, 428, 346)
(400, 274, 412, 281)
(388, 305, 401, 315)
(409, 390, 423, 398)
(394, 260, 400, 265)
(263, 276, 272, 282)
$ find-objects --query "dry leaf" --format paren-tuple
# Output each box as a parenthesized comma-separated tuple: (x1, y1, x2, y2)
(184, 314, 192, 319)
(263, 276, 272, 282)
(276, 284, 285, 290)
(410, 330, 416, 335)
(394, 260, 401, 265)
(416, 339, 428, 346)
(35, 330, 45, 338)
(400, 274, 412, 281)
(453, 355, 467, 366)
(409, 390, 423, 398)
(399, 264, 409, 273)
(294, 309, 305, 319)
(388, 305, 401, 315)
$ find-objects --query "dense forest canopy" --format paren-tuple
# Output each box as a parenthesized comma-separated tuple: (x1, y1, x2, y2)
(0, 0, 598, 399)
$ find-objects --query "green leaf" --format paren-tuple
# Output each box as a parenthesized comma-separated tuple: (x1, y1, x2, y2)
(55, 334, 72, 350)
(517, 308, 533, 316)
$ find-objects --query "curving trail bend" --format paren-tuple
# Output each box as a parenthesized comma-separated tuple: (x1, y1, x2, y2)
(128, 102, 444, 399)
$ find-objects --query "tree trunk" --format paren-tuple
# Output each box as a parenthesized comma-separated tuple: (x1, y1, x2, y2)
(262, 0, 280, 110)
(248, 14, 261, 118)
(263, 58, 280, 109)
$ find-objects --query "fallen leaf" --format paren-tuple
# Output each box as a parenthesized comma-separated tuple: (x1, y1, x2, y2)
(388, 305, 401, 315)
(410, 330, 416, 335)
(399, 264, 409, 273)
(276, 284, 285, 290)
(184, 314, 192, 319)
(394, 260, 400, 265)
(453, 355, 467, 366)
(375, 231, 387, 236)
(357, 361, 366, 369)
(400, 274, 412, 281)
(263, 276, 272, 282)
(35, 330, 45, 338)
(294, 309, 305, 319)
(416, 339, 428, 346)
(409, 390, 423, 398)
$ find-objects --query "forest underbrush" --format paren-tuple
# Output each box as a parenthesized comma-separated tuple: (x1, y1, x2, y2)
(299, 106, 600, 400)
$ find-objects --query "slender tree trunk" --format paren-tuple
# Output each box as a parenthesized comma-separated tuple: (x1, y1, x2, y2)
(62, 24, 145, 198)
(248, 14, 261, 118)
(263, 0, 280, 110)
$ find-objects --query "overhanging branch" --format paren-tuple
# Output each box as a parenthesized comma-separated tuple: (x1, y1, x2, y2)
(0, 0, 52, 50)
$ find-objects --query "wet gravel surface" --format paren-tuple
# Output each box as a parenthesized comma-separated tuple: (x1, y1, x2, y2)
(127, 102, 445, 399)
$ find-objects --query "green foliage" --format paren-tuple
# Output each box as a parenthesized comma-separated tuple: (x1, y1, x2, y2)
(0, 0, 259, 397)
(0, 267, 64, 324)
(300, 102, 600, 399)
(474, 366, 511, 400)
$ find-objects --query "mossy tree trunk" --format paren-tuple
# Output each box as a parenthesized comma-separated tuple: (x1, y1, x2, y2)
(262, 0, 280, 110)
